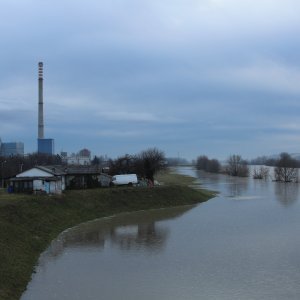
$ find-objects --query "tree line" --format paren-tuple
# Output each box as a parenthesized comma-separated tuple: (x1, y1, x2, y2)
(196, 154, 248, 177)
(196, 156, 221, 173)
(0, 148, 166, 187)
(195, 152, 300, 182)
(2, 149, 299, 186)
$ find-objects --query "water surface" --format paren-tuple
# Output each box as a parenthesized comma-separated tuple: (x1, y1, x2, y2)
(21, 167, 300, 300)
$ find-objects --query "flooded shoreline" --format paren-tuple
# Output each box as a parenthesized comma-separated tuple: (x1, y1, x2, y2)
(22, 167, 300, 300)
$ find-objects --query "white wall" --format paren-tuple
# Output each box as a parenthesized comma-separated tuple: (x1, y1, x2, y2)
(33, 179, 63, 194)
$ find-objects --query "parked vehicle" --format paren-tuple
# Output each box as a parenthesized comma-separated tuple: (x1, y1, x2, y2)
(111, 174, 138, 186)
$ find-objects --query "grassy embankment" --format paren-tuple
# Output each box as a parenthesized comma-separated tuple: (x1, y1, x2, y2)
(0, 170, 214, 300)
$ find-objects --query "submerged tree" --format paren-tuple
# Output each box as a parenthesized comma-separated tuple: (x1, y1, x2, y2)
(253, 166, 269, 180)
(274, 153, 298, 182)
(225, 154, 249, 177)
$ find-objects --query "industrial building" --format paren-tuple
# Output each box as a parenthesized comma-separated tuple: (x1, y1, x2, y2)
(0, 138, 24, 157)
(38, 138, 54, 155)
(37, 62, 55, 155)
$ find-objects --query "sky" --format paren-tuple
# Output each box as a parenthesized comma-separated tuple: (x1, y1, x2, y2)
(1, 0, 300, 160)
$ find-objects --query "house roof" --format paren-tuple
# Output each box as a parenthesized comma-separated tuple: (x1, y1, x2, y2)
(36, 165, 66, 176)
(63, 165, 102, 175)
(37, 165, 102, 175)
(12, 165, 104, 180)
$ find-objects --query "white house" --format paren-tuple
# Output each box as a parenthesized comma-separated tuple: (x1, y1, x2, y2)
(10, 166, 66, 194)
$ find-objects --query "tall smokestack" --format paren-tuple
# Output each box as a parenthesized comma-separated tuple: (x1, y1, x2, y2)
(38, 62, 44, 139)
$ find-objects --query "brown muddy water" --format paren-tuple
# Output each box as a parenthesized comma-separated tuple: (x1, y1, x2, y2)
(21, 167, 300, 300)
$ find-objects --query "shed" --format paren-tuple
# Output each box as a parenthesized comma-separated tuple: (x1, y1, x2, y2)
(9, 166, 66, 194)
(63, 166, 111, 189)
(9, 165, 111, 193)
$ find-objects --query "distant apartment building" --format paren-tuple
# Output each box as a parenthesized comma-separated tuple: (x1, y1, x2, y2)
(0, 138, 24, 157)
(61, 148, 91, 165)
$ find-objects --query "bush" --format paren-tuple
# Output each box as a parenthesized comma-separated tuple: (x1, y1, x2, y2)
(253, 166, 269, 180)
(196, 156, 220, 173)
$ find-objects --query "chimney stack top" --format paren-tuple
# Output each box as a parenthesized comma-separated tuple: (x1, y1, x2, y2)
(38, 62, 43, 79)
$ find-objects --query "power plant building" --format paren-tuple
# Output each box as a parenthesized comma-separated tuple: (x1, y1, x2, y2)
(37, 62, 55, 155)
(37, 138, 54, 155)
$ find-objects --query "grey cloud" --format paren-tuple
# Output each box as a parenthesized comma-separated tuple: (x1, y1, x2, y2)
(1, 0, 300, 159)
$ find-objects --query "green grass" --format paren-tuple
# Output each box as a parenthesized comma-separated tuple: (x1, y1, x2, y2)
(0, 171, 214, 300)
(156, 169, 197, 186)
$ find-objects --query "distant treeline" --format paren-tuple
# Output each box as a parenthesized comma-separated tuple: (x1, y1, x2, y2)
(195, 156, 221, 173)
(195, 152, 300, 182)
(165, 157, 190, 166)
(196, 154, 249, 177)
(250, 155, 300, 167)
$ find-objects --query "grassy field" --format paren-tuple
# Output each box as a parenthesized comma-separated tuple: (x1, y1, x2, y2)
(156, 168, 197, 186)
(0, 171, 214, 300)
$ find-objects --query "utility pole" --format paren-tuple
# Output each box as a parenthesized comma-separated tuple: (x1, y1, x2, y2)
(1, 160, 6, 188)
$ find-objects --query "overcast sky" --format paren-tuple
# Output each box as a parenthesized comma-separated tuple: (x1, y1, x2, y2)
(1, 0, 300, 160)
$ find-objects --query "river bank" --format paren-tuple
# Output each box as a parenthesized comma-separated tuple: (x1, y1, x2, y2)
(0, 170, 214, 300)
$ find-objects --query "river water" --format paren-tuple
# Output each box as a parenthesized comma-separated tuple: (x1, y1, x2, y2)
(21, 167, 300, 300)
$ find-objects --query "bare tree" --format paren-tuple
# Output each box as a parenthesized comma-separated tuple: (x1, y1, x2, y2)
(253, 166, 269, 180)
(108, 154, 136, 175)
(137, 148, 166, 181)
(225, 154, 249, 177)
(196, 156, 209, 170)
(108, 148, 166, 182)
(207, 159, 221, 173)
(274, 153, 298, 182)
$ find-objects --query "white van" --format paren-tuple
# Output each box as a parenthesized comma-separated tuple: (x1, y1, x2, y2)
(111, 174, 138, 186)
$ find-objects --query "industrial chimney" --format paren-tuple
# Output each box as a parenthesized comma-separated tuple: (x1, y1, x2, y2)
(37, 62, 55, 155)
(38, 62, 44, 139)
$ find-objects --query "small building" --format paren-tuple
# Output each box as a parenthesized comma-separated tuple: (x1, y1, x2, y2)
(9, 165, 111, 193)
(9, 166, 65, 194)
(64, 165, 111, 189)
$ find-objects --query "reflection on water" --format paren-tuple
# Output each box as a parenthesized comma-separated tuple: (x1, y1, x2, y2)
(195, 169, 249, 198)
(226, 180, 249, 198)
(21, 206, 194, 300)
(275, 182, 299, 207)
(44, 207, 191, 261)
(22, 167, 300, 300)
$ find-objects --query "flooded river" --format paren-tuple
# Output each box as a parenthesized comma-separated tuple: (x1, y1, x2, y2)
(21, 167, 300, 300)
